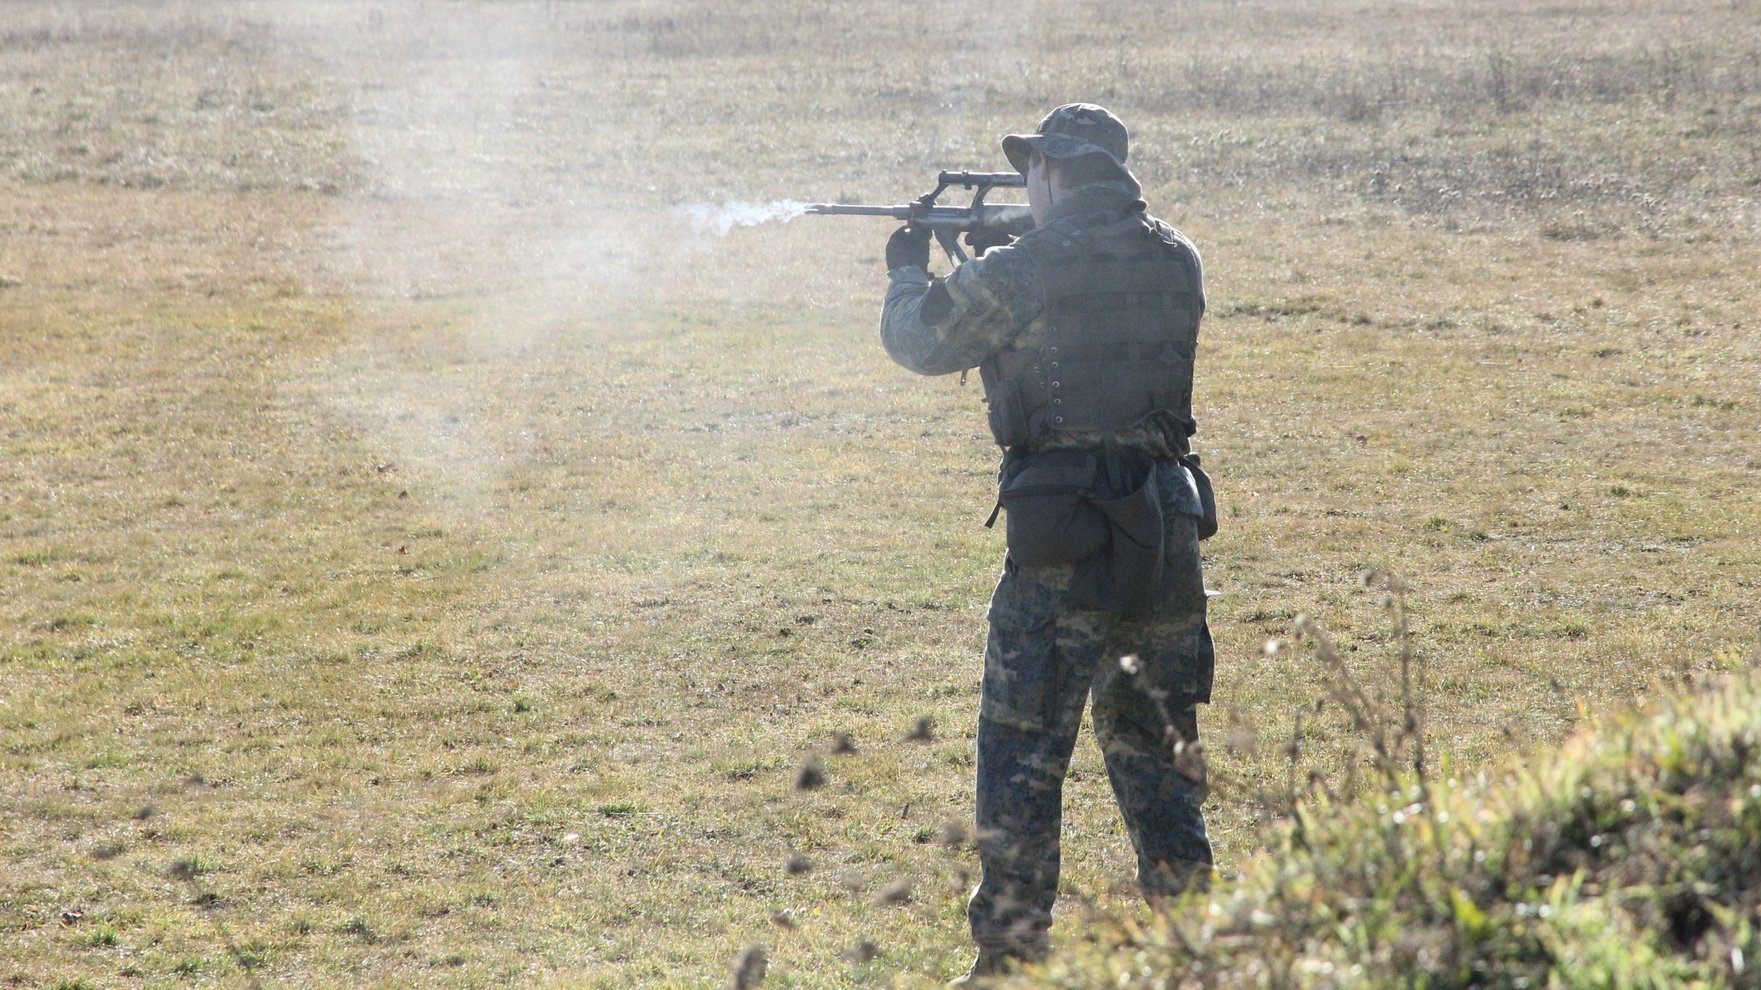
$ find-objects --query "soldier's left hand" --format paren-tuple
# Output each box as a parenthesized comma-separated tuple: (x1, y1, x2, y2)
(885, 223, 932, 273)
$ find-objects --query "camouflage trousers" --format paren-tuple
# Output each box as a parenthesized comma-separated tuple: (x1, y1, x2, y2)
(969, 466, 1214, 954)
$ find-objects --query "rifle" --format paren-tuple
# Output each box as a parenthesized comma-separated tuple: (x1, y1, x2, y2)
(805, 170, 1032, 265)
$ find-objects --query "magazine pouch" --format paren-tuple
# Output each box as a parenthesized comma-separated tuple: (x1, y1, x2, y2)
(995, 450, 1108, 567)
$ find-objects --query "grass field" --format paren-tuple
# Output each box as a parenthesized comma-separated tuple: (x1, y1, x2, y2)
(3, 1, 1759, 986)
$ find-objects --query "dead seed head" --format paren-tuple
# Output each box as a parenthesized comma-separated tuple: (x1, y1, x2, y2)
(1174, 740, 1209, 791)
(905, 716, 935, 742)
(940, 820, 970, 849)
(794, 757, 825, 791)
(831, 731, 858, 755)
(733, 944, 768, 989)
(877, 878, 913, 905)
(974, 826, 1009, 845)
(784, 853, 813, 876)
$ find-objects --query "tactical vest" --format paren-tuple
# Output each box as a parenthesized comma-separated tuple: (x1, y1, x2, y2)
(979, 212, 1202, 455)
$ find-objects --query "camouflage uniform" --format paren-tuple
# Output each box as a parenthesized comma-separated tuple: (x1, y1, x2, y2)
(880, 106, 1215, 962)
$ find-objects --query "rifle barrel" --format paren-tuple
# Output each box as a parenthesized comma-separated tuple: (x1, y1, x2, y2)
(803, 204, 911, 218)
(805, 203, 1028, 220)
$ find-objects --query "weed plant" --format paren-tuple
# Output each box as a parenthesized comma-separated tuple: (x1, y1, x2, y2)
(1032, 586, 1761, 988)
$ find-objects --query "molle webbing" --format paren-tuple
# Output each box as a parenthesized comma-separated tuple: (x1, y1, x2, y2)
(981, 214, 1201, 451)
(1041, 337, 1193, 363)
(1042, 291, 1193, 316)
(1039, 251, 1196, 308)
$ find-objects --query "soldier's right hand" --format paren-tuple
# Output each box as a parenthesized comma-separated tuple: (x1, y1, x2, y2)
(885, 223, 932, 273)
(965, 227, 1014, 257)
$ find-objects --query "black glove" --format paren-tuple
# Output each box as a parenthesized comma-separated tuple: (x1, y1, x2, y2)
(885, 223, 932, 272)
(964, 227, 1014, 257)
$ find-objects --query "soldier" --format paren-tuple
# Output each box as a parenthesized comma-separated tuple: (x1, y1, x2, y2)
(879, 104, 1217, 983)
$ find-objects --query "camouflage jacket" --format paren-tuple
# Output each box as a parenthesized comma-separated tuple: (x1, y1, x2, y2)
(879, 180, 1205, 458)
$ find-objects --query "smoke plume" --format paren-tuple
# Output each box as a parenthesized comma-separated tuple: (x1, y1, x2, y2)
(682, 200, 810, 237)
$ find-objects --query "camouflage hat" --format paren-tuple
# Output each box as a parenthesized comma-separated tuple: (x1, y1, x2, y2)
(1002, 103, 1131, 175)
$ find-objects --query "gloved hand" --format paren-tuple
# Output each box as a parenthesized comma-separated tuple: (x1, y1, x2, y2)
(885, 223, 932, 273)
(964, 227, 1014, 257)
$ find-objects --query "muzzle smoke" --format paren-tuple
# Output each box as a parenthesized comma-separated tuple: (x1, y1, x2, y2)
(683, 200, 810, 236)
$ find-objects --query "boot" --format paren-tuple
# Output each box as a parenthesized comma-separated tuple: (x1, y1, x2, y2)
(948, 945, 1040, 986)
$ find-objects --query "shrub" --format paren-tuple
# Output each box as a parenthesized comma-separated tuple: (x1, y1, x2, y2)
(1035, 634, 1760, 988)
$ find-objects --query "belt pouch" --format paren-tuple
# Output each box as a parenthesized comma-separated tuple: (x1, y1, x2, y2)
(1182, 453, 1219, 541)
(997, 450, 1107, 567)
(1072, 463, 1166, 616)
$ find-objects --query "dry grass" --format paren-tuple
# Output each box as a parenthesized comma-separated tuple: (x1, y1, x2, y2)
(2, 0, 1759, 986)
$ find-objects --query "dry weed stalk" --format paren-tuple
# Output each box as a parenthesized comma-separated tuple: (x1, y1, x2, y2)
(1115, 568, 1459, 988)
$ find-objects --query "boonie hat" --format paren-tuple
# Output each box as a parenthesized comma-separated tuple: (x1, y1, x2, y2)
(1002, 103, 1131, 175)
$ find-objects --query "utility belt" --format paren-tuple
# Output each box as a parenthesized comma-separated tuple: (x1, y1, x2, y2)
(986, 445, 1217, 617)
